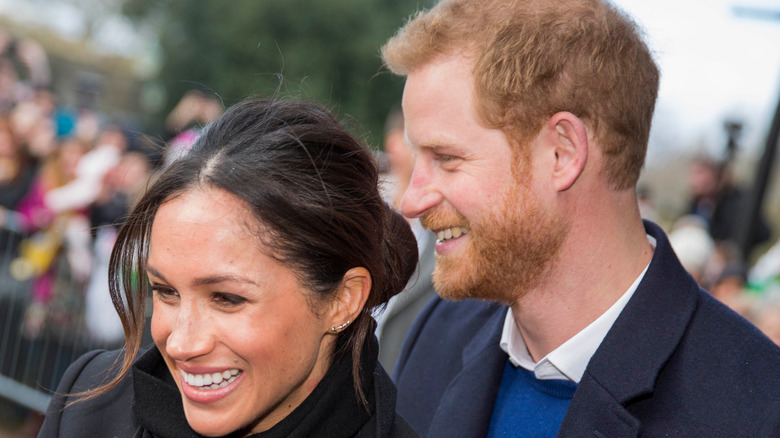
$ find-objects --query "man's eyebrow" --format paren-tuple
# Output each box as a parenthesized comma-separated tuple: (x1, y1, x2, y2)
(146, 266, 258, 287)
(404, 134, 454, 152)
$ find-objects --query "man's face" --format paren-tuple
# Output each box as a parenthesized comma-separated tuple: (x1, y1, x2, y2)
(401, 54, 567, 303)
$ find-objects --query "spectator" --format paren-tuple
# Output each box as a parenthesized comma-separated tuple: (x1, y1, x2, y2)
(10, 137, 90, 338)
(687, 157, 771, 256)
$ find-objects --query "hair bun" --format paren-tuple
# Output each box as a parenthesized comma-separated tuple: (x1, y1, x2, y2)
(380, 206, 419, 303)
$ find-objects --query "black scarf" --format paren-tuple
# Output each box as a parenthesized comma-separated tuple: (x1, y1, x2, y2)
(132, 339, 377, 438)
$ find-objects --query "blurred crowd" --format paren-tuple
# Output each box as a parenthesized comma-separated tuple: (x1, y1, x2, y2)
(0, 29, 227, 353)
(650, 157, 780, 346)
(0, 31, 155, 350)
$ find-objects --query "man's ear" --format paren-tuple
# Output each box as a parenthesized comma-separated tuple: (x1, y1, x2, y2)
(547, 111, 588, 192)
(327, 267, 371, 333)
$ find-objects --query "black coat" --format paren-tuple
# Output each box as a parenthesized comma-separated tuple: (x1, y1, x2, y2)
(40, 338, 417, 437)
(393, 221, 780, 437)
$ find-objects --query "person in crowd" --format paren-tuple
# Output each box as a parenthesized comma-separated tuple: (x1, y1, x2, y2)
(375, 105, 437, 374)
(6, 137, 90, 337)
(39, 99, 420, 437)
(0, 115, 36, 226)
(687, 157, 771, 257)
(84, 149, 153, 347)
(668, 215, 715, 285)
(44, 125, 128, 213)
(0, 31, 51, 112)
(381, 0, 780, 436)
(0, 114, 36, 264)
(10, 91, 57, 163)
(161, 89, 223, 166)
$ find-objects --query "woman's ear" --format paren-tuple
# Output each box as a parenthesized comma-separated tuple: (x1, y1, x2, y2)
(547, 111, 588, 192)
(326, 267, 371, 334)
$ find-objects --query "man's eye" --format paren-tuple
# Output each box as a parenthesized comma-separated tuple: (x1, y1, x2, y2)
(436, 154, 457, 162)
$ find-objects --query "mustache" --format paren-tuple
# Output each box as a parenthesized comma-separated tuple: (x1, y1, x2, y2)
(420, 208, 470, 231)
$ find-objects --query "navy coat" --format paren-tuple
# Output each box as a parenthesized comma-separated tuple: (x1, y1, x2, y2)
(393, 221, 780, 437)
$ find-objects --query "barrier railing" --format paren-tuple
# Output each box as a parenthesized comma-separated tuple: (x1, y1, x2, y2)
(0, 227, 121, 413)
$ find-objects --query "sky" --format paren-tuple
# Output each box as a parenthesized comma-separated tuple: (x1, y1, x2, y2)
(612, 0, 780, 164)
(1, 0, 779, 165)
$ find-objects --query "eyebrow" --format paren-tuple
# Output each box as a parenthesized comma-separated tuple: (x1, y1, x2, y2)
(405, 128, 459, 152)
(146, 266, 258, 287)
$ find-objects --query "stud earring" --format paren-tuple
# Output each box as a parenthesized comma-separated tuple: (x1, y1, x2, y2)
(328, 320, 351, 333)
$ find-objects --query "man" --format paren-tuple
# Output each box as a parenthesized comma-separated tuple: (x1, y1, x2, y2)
(381, 0, 780, 437)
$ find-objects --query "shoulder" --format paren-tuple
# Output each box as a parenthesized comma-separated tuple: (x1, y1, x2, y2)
(686, 288, 780, 380)
(391, 297, 506, 435)
(650, 290, 780, 433)
(631, 288, 780, 434)
(39, 349, 140, 438)
(403, 296, 505, 349)
(394, 296, 505, 377)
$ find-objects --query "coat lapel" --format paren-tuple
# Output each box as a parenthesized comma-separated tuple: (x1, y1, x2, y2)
(426, 305, 508, 437)
(558, 221, 700, 437)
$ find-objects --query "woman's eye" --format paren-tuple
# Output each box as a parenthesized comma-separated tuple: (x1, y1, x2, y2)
(152, 286, 179, 302)
(212, 293, 246, 306)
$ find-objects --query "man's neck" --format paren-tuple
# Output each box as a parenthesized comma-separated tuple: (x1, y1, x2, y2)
(510, 205, 653, 362)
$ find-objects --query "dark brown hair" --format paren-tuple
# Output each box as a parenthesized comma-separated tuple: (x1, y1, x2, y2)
(84, 99, 418, 406)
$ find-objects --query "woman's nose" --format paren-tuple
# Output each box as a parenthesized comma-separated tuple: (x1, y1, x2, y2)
(163, 304, 215, 361)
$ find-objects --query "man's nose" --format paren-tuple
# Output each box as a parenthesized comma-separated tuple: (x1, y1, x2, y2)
(401, 162, 443, 219)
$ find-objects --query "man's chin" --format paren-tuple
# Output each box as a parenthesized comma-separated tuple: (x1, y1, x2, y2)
(432, 260, 515, 303)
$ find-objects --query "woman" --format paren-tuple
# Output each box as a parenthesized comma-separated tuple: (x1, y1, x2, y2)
(39, 99, 420, 437)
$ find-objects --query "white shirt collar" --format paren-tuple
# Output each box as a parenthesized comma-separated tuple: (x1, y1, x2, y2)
(499, 235, 656, 382)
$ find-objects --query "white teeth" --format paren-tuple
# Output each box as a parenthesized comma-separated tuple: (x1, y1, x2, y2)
(181, 369, 241, 390)
(436, 226, 469, 242)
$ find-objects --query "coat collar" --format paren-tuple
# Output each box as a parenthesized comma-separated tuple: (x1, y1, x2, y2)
(558, 220, 701, 437)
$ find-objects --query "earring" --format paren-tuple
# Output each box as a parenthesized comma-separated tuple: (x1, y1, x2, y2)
(328, 320, 351, 333)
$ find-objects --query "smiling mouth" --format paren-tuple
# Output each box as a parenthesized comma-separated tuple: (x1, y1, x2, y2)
(181, 369, 242, 390)
(435, 226, 469, 243)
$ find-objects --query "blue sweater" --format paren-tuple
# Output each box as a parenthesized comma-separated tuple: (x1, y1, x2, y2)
(487, 360, 578, 438)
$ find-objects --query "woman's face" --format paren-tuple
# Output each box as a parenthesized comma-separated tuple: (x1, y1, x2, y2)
(148, 187, 336, 437)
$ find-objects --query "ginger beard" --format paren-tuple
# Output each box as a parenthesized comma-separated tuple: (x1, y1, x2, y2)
(422, 166, 568, 304)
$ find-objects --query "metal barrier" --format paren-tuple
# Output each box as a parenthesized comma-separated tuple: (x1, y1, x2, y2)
(0, 227, 121, 413)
